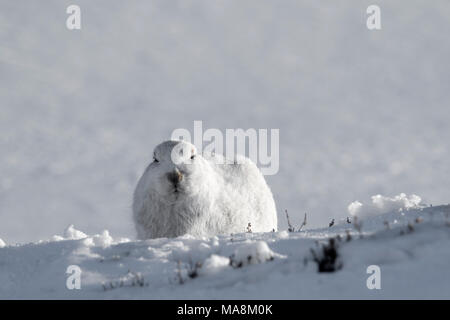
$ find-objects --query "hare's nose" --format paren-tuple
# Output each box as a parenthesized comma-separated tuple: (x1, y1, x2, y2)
(167, 169, 183, 185)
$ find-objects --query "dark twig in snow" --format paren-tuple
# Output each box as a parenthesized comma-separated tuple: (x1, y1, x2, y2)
(285, 210, 295, 232)
(298, 213, 307, 231)
(329, 219, 335, 227)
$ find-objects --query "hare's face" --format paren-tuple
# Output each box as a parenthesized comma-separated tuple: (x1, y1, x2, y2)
(146, 140, 207, 199)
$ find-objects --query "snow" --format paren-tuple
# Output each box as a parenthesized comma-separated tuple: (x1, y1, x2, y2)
(81, 230, 116, 248)
(348, 193, 424, 218)
(230, 241, 279, 268)
(0, 239, 5, 248)
(63, 224, 88, 240)
(200, 255, 230, 275)
(1, 205, 449, 299)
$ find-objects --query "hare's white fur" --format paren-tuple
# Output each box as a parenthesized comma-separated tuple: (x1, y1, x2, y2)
(133, 140, 277, 239)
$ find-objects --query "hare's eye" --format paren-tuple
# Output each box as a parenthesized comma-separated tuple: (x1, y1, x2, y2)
(153, 156, 159, 163)
(190, 155, 195, 160)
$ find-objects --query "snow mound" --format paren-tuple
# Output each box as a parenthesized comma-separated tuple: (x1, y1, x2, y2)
(0, 238, 5, 248)
(51, 225, 87, 241)
(348, 193, 424, 218)
(82, 230, 114, 248)
(229, 241, 276, 267)
(64, 224, 88, 240)
(200, 255, 230, 275)
(51, 225, 129, 248)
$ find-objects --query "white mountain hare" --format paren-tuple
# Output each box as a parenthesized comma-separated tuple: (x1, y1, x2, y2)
(133, 140, 277, 239)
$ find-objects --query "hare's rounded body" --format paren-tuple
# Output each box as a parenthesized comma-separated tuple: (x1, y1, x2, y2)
(133, 140, 277, 239)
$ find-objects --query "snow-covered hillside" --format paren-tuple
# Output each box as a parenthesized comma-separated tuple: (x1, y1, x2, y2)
(1, 204, 449, 299)
(1, 1, 449, 299)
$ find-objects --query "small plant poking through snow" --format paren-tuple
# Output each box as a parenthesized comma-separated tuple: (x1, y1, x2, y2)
(329, 219, 335, 227)
(285, 210, 295, 232)
(102, 270, 146, 291)
(299, 213, 307, 231)
(247, 222, 252, 233)
(187, 259, 202, 279)
(230, 241, 275, 268)
(400, 217, 425, 236)
(285, 210, 307, 232)
(172, 258, 214, 284)
(310, 238, 342, 273)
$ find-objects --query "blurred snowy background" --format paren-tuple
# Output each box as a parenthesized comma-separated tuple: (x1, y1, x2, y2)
(1, 1, 449, 243)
